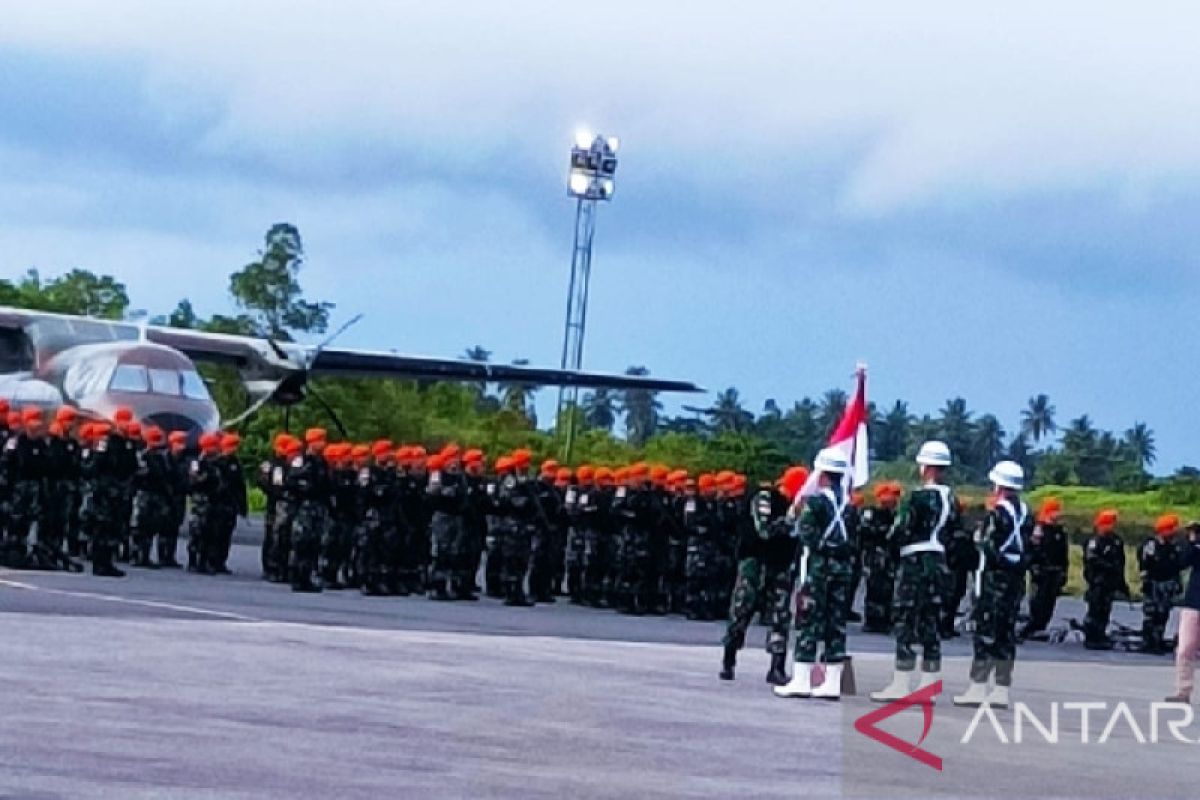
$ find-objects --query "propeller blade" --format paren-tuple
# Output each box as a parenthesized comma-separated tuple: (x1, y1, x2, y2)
(315, 313, 364, 355)
(223, 389, 277, 431)
(306, 385, 349, 439)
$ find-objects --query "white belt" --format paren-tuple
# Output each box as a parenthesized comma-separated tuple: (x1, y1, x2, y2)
(900, 541, 945, 557)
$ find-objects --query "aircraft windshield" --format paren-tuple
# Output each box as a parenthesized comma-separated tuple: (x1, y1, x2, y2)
(107, 364, 211, 401)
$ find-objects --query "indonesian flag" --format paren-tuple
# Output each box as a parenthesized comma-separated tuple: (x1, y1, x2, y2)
(799, 363, 870, 499)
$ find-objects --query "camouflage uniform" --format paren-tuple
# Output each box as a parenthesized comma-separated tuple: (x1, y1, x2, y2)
(723, 488, 799, 678)
(662, 493, 688, 614)
(212, 452, 247, 573)
(970, 495, 1033, 687)
(255, 455, 286, 580)
(357, 463, 402, 596)
(681, 491, 720, 619)
(79, 433, 126, 577)
(45, 432, 82, 566)
(462, 473, 490, 599)
(612, 484, 655, 614)
(1138, 535, 1183, 654)
(528, 477, 565, 603)
(186, 452, 223, 574)
(887, 484, 960, 673)
(712, 498, 742, 617)
(286, 452, 330, 592)
(494, 472, 535, 606)
(161, 446, 188, 568)
(563, 482, 587, 603)
(579, 485, 614, 607)
(1023, 520, 1069, 637)
(426, 468, 472, 600)
(1082, 533, 1127, 649)
(794, 486, 858, 665)
(326, 460, 361, 589)
(483, 475, 505, 598)
(2, 431, 50, 567)
(398, 470, 430, 594)
(111, 432, 139, 561)
(860, 504, 897, 633)
(130, 444, 175, 567)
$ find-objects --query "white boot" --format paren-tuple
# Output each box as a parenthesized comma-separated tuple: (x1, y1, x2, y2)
(953, 681, 990, 707)
(870, 669, 913, 703)
(917, 669, 941, 701)
(774, 663, 813, 698)
(985, 684, 1010, 709)
(812, 664, 843, 700)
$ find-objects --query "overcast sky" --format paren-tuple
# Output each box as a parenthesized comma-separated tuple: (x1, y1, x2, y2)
(2, 2, 1197, 469)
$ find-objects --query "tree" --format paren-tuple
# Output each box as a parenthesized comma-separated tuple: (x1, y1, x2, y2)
(817, 389, 847, 437)
(160, 299, 199, 329)
(1021, 394, 1057, 444)
(621, 366, 662, 447)
(1123, 422, 1157, 469)
(462, 345, 493, 408)
(499, 358, 537, 425)
(463, 345, 492, 363)
(228, 223, 332, 339)
(705, 387, 754, 433)
(972, 414, 1006, 474)
(938, 397, 975, 468)
(582, 388, 618, 432)
(875, 400, 914, 462)
(0, 268, 129, 319)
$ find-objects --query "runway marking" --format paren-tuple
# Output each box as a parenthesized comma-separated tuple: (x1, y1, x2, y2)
(0, 577, 259, 622)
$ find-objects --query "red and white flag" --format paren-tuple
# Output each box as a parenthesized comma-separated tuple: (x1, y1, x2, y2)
(799, 363, 870, 499)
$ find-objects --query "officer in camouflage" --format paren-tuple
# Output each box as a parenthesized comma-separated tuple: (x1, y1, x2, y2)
(1138, 514, 1184, 655)
(860, 481, 901, 634)
(212, 433, 248, 574)
(287, 428, 331, 592)
(80, 422, 126, 577)
(721, 466, 806, 684)
(1020, 497, 1068, 640)
(130, 426, 175, 568)
(775, 448, 858, 700)
(2, 407, 49, 568)
(954, 461, 1033, 709)
(872, 440, 960, 702)
(1082, 508, 1127, 650)
(186, 433, 224, 574)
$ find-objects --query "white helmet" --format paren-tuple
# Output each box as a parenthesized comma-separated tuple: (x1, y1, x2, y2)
(814, 446, 849, 474)
(988, 460, 1025, 491)
(915, 440, 952, 467)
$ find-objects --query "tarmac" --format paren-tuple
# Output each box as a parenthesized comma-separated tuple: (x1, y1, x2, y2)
(0, 523, 1196, 799)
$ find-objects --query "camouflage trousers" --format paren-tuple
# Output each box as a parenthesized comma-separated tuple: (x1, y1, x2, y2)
(664, 537, 686, 615)
(131, 490, 173, 564)
(187, 498, 219, 571)
(499, 524, 532, 602)
(970, 569, 1025, 686)
(1083, 586, 1115, 644)
(1026, 567, 1065, 634)
(529, 525, 561, 601)
(723, 556, 795, 655)
(323, 513, 357, 585)
(564, 525, 586, 601)
(862, 546, 895, 630)
(893, 552, 949, 672)
(4, 481, 44, 564)
(353, 513, 398, 592)
(429, 515, 471, 597)
(683, 537, 716, 619)
(290, 502, 326, 589)
(616, 528, 654, 613)
(1142, 579, 1182, 652)
(581, 528, 612, 606)
(796, 560, 852, 664)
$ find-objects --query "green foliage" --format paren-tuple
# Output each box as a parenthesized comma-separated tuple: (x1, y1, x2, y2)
(228, 223, 332, 339)
(0, 269, 128, 319)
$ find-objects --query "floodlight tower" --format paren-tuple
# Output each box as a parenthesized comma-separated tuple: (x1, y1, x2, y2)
(557, 130, 619, 461)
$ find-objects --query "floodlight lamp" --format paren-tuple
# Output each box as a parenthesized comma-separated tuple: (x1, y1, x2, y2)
(574, 129, 594, 149)
(606, 136, 620, 153)
(568, 171, 591, 196)
(599, 178, 615, 198)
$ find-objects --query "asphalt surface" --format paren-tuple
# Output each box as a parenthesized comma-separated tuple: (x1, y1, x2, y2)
(0, 526, 1195, 799)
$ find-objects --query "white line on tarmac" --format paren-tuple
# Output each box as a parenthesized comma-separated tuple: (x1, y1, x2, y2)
(0, 577, 260, 622)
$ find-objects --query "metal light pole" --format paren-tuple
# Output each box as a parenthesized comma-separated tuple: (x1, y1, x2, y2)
(557, 130, 619, 462)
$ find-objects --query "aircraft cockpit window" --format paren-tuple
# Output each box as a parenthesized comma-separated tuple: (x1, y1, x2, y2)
(149, 368, 179, 396)
(109, 364, 150, 393)
(180, 370, 210, 401)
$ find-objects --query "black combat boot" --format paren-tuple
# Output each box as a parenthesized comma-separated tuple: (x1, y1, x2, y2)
(766, 652, 789, 686)
(92, 545, 125, 578)
(157, 538, 181, 569)
(719, 645, 737, 681)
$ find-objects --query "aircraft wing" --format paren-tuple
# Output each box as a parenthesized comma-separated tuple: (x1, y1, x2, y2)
(307, 347, 703, 392)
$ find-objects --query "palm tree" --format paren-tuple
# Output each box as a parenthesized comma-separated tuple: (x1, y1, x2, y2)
(817, 389, 848, 436)
(1061, 415, 1098, 456)
(972, 414, 1006, 473)
(784, 398, 821, 462)
(876, 400, 914, 461)
(621, 366, 663, 446)
(499, 358, 538, 424)
(1123, 422, 1157, 468)
(1021, 394, 1057, 444)
(938, 397, 975, 465)
(706, 387, 754, 433)
(581, 388, 618, 432)
(761, 399, 782, 420)
(462, 345, 492, 404)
